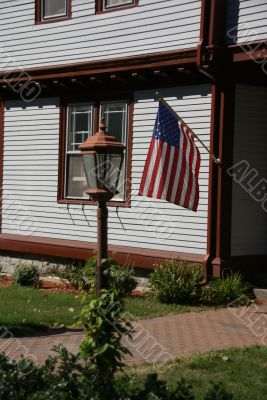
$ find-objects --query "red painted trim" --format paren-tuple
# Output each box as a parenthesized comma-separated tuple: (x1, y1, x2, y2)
(230, 41, 267, 62)
(211, 80, 236, 277)
(205, 84, 220, 275)
(35, 0, 72, 24)
(0, 100, 4, 233)
(96, 0, 139, 14)
(0, 49, 197, 83)
(0, 233, 205, 269)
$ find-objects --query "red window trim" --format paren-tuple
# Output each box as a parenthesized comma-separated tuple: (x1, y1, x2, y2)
(35, 0, 72, 25)
(58, 96, 133, 208)
(95, 0, 139, 14)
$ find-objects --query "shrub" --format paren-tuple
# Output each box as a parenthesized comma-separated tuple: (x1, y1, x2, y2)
(77, 288, 132, 380)
(200, 273, 251, 306)
(0, 349, 235, 400)
(103, 260, 137, 297)
(58, 261, 89, 291)
(59, 257, 137, 296)
(149, 259, 203, 304)
(12, 265, 40, 287)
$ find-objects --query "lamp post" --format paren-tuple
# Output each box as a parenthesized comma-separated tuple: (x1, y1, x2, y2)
(79, 120, 125, 296)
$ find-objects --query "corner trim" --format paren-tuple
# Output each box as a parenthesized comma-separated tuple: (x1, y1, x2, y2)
(0, 100, 4, 233)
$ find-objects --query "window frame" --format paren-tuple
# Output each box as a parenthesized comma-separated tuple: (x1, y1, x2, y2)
(58, 97, 133, 208)
(35, 0, 72, 24)
(95, 0, 139, 14)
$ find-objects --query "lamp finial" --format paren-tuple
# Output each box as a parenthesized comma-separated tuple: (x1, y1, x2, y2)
(99, 119, 106, 132)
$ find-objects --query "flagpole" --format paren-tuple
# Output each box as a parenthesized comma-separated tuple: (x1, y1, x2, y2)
(155, 91, 221, 164)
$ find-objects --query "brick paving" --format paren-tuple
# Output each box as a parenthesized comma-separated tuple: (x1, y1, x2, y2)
(1, 306, 267, 366)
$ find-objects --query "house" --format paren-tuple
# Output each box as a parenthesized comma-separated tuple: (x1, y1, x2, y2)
(0, 0, 266, 280)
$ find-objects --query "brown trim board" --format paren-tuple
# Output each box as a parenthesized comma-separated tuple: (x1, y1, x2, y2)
(0, 49, 197, 83)
(211, 79, 236, 278)
(0, 234, 205, 269)
(0, 100, 4, 234)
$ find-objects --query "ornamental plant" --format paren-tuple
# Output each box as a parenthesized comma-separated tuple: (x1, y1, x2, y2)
(200, 272, 251, 306)
(150, 259, 203, 304)
(77, 288, 132, 381)
(12, 265, 40, 287)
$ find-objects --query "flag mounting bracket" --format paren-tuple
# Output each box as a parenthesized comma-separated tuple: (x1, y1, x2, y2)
(155, 91, 221, 165)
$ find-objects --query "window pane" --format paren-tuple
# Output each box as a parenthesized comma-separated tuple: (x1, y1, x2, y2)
(66, 155, 88, 198)
(43, 0, 67, 19)
(101, 103, 127, 143)
(104, 0, 133, 9)
(101, 102, 128, 200)
(67, 105, 93, 152)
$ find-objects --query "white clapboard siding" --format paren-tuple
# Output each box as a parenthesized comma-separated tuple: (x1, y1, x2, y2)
(231, 85, 267, 256)
(0, 0, 201, 70)
(226, 0, 267, 43)
(2, 85, 211, 254)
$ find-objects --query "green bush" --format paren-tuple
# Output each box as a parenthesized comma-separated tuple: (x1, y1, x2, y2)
(103, 260, 137, 297)
(149, 259, 203, 304)
(12, 266, 40, 287)
(59, 257, 137, 296)
(200, 273, 250, 306)
(77, 288, 132, 380)
(0, 349, 235, 400)
(58, 261, 89, 291)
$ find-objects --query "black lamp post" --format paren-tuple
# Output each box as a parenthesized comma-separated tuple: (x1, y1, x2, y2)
(79, 120, 125, 296)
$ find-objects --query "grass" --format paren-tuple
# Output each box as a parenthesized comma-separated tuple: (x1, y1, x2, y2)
(127, 346, 267, 400)
(0, 287, 216, 334)
(124, 295, 212, 319)
(0, 286, 83, 334)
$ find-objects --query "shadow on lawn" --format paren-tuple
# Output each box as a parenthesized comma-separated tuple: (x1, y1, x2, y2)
(0, 324, 83, 338)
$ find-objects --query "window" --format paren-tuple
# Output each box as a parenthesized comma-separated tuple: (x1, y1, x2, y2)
(96, 0, 138, 13)
(59, 100, 132, 205)
(65, 104, 94, 198)
(105, 0, 133, 9)
(35, 0, 71, 23)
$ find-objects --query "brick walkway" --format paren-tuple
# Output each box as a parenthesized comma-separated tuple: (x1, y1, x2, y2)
(1, 306, 266, 366)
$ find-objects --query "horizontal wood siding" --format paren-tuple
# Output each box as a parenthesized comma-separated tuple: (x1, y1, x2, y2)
(2, 85, 211, 255)
(226, 0, 267, 44)
(231, 85, 267, 256)
(0, 0, 201, 70)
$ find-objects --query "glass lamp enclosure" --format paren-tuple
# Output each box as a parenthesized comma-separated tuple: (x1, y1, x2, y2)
(65, 101, 128, 201)
(82, 153, 124, 196)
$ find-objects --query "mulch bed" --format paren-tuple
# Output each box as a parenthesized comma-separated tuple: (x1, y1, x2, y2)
(0, 276, 81, 294)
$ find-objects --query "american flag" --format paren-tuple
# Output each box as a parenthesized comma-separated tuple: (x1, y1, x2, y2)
(138, 100, 201, 212)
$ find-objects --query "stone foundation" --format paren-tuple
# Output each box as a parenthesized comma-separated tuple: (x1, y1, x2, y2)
(0, 251, 77, 276)
(0, 251, 151, 291)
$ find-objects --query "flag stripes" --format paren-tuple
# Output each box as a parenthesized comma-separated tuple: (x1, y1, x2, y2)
(138, 101, 201, 212)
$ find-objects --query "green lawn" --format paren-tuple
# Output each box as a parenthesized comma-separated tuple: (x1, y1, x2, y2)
(124, 295, 212, 319)
(127, 346, 267, 400)
(0, 286, 82, 334)
(0, 287, 215, 334)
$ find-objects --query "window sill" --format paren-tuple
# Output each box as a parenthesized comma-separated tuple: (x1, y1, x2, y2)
(35, 15, 72, 24)
(58, 198, 131, 208)
(96, 2, 139, 14)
